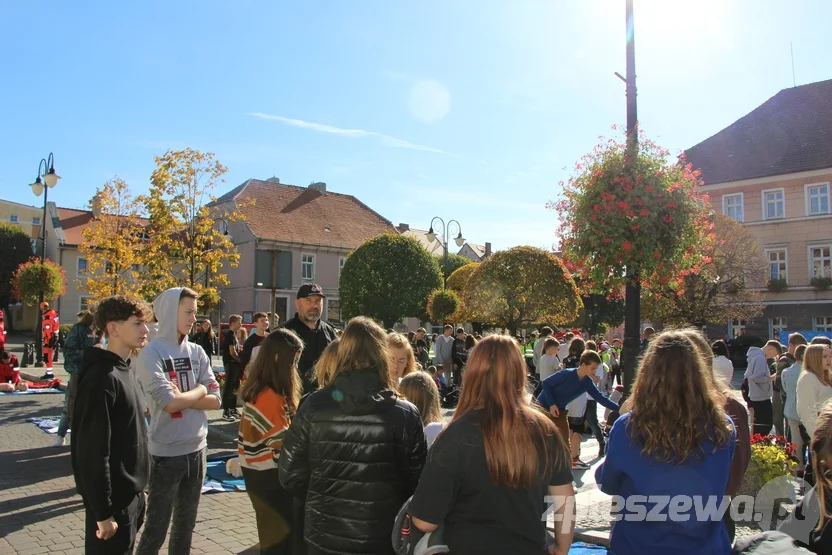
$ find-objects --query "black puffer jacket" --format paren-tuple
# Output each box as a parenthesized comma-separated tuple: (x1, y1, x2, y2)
(279, 368, 427, 555)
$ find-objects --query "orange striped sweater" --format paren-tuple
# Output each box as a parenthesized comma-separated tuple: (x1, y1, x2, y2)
(237, 388, 291, 471)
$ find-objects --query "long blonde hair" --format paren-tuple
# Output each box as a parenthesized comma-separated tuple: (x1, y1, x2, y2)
(388, 332, 417, 380)
(399, 371, 442, 426)
(450, 335, 565, 488)
(804, 345, 832, 387)
(314, 339, 340, 389)
(628, 330, 733, 463)
(812, 401, 832, 531)
(329, 317, 394, 390)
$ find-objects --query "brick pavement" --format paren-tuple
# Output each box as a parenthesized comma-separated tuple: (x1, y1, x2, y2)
(0, 393, 259, 555)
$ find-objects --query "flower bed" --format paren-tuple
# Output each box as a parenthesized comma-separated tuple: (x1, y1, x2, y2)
(738, 434, 798, 498)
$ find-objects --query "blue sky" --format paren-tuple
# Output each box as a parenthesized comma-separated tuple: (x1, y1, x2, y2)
(2, 1, 831, 251)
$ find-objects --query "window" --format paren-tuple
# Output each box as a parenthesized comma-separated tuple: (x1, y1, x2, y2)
(806, 183, 831, 216)
(105, 261, 113, 274)
(810, 245, 832, 279)
(132, 264, 141, 272)
(722, 193, 744, 222)
(327, 298, 342, 323)
(77, 258, 88, 276)
(815, 317, 832, 333)
(766, 249, 788, 281)
(301, 254, 315, 281)
(762, 188, 785, 220)
(9, 214, 18, 223)
(80, 297, 93, 312)
(770, 317, 788, 340)
(32, 216, 41, 226)
(339, 256, 346, 278)
(729, 319, 746, 339)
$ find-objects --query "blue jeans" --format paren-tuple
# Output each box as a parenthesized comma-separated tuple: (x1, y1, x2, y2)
(57, 374, 73, 438)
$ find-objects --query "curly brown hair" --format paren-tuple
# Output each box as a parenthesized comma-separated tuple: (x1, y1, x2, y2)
(627, 329, 732, 464)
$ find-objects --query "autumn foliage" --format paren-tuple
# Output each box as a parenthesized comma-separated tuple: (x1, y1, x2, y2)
(426, 289, 460, 323)
(462, 246, 581, 334)
(553, 131, 713, 294)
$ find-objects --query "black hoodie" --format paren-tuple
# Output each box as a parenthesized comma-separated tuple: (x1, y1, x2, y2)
(71, 347, 150, 521)
(278, 368, 426, 555)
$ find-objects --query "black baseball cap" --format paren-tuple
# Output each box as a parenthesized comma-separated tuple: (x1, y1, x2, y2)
(297, 284, 326, 299)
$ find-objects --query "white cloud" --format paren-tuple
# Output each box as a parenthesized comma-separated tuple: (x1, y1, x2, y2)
(248, 113, 449, 155)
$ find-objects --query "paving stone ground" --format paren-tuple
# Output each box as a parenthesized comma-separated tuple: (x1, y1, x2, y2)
(0, 393, 259, 555)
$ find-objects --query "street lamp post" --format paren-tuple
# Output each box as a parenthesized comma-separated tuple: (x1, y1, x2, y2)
(29, 153, 61, 367)
(426, 217, 464, 287)
(620, 0, 641, 398)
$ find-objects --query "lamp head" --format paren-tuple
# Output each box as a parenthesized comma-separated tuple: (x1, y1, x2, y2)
(426, 227, 436, 243)
(454, 232, 465, 247)
(30, 177, 44, 197)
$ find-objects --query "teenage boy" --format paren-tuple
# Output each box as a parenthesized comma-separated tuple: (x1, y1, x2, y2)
(220, 314, 243, 422)
(537, 337, 561, 381)
(538, 350, 619, 470)
(240, 311, 269, 371)
(136, 288, 221, 555)
(71, 295, 153, 554)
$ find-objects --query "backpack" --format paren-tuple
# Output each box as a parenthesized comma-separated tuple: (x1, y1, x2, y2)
(392, 496, 449, 555)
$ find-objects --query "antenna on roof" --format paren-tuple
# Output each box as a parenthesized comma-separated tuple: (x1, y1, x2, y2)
(790, 41, 796, 87)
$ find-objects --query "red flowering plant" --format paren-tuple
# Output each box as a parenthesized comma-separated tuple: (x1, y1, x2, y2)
(551, 130, 713, 295)
(10, 257, 68, 305)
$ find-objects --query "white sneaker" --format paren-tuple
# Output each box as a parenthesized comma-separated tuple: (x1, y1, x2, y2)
(53, 435, 66, 447)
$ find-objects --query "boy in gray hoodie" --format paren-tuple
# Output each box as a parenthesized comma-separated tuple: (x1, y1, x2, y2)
(745, 345, 774, 436)
(135, 288, 221, 555)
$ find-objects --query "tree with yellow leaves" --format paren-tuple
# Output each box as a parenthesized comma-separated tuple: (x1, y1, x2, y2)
(140, 148, 247, 305)
(79, 178, 147, 302)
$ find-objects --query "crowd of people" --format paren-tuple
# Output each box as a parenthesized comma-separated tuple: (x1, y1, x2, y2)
(25, 279, 832, 555)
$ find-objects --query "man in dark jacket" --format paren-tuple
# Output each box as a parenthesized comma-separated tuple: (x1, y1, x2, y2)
(283, 284, 337, 395)
(71, 296, 152, 555)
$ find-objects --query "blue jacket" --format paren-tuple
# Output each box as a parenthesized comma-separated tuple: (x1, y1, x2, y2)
(63, 323, 96, 375)
(537, 368, 619, 412)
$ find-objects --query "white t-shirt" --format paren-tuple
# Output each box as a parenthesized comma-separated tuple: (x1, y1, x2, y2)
(538, 354, 560, 381)
(712, 356, 734, 386)
(557, 342, 569, 362)
(586, 363, 607, 400)
(424, 422, 444, 448)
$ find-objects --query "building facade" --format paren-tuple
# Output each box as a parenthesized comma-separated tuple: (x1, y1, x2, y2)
(212, 178, 397, 328)
(0, 199, 42, 330)
(685, 79, 832, 340)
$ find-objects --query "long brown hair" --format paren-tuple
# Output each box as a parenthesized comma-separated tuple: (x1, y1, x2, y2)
(627, 330, 733, 463)
(812, 401, 832, 531)
(399, 371, 443, 426)
(329, 317, 394, 390)
(451, 335, 565, 488)
(804, 345, 832, 387)
(240, 329, 303, 414)
(388, 332, 417, 380)
(568, 337, 586, 358)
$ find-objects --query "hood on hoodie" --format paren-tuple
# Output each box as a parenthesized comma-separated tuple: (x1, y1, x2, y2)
(746, 346, 765, 362)
(332, 369, 397, 416)
(82, 345, 130, 374)
(153, 288, 188, 345)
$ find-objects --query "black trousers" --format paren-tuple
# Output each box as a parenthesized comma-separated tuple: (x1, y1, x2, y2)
(242, 467, 294, 555)
(222, 361, 242, 411)
(84, 492, 145, 555)
(750, 399, 773, 436)
(584, 400, 605, 450)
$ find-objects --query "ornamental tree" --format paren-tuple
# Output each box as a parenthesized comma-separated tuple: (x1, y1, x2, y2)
(440, 253, 474, 282)
(462, 246, 582, 335)
(642, 214, 766, 326)
(340, 234, 443, 328)
(553, 131, 713, 293)
(79, 178, 147, 302)
(11, 258, 67, 306)
(446, 263, 479, 293)
(426, 289, 460, 323)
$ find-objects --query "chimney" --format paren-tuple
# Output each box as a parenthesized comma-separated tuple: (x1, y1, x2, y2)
(397, 223, 410, 232)
(266, 177, 280, 183)
(309, 182, 327, 194)
(485, 242, 492, 257)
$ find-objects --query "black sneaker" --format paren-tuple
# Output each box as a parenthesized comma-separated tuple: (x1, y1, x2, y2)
(222, 410, 235, 422)
(41, 372, 54, 380)
(598, 445, 606, 458)
(230, 409, 241, 419)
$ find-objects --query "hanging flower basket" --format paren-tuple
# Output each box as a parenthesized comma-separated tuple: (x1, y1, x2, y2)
(767, 278, 788, 293)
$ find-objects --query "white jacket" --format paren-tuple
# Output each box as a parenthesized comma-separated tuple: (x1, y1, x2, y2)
(796, 371, 832, 437)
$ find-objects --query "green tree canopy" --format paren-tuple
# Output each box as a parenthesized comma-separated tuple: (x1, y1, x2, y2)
(427, 288, 460, 323)
(579, 293, 625, 337)
(11, 258, 67, 306)
(462, 246, 582, 335)
(340, 234, 443, 328)
(446, 262, 479, 293)
(441, 253, 474, 281)
(0, 223, 34, 317)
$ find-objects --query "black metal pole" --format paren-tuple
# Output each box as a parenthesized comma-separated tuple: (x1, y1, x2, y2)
(34, 186, 48, 367)
(621, 0, 640, 398)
